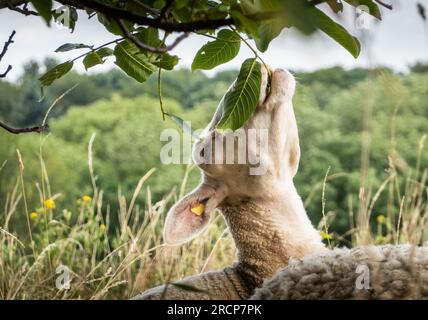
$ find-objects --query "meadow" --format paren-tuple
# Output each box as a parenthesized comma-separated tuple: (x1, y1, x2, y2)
(0, 63, 427, 299)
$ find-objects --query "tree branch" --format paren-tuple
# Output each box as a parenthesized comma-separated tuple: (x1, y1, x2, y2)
(0, 64, 12, 78)
(374, 0, 393, 10)
(7, 3, 38, 16)
(417, 3, 426, 21)
(0, 30, 15, 61)
(0, 30, 15, 78)
(116, 18, 189, 53)
(56, 0, 233, 32)
(130, 0, 159, 17)
(0, 121, 49, 134)
(0, 0, 26, 9)
(308, 0, 328, 5)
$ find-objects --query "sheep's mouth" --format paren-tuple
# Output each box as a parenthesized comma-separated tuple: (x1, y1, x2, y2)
(264, 67, 273, 104)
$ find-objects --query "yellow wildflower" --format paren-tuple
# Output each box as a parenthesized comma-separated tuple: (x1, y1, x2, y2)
(100, 224, 106, 232)
(44, 198, 56, 209)
(190, 203, 205, 216)
(30, 212, 38, 219)
(82, 195, 92, 204)
(320, 230, 333, 240)
(377, 215, 386, 224)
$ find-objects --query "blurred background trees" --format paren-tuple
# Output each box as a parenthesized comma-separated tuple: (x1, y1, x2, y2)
(1, 62, 427, 235)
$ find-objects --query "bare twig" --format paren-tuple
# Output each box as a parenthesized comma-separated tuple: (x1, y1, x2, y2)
(7, 3, 38, 16)
(0, 121, 49, 134)
(417, 2, 426, 21)
(0, 64, 12, 78)
(308, 0, 328, 5)
(0, 30, 16, 78)
(0, 30, 15, 61)
(0, 0, 26, 9)
(375, 0, 393, 10)
(116, 18, 188, 53)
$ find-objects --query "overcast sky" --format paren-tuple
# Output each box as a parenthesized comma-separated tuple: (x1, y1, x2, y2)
(0, 0, 427, 81)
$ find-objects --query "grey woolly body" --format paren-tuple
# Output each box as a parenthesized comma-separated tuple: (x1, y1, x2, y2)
(251, 244, 428, 299)
(134, 198, 323, 300)
(132, 267, 246, 300)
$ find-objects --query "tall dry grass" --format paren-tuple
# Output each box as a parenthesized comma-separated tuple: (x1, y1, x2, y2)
(0, 132, 235, 299)
(2, 130, 426, 299)
(317, 70, 428, 249)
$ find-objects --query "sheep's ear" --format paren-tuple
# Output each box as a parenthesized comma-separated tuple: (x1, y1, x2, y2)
(163, 184, 227, 245)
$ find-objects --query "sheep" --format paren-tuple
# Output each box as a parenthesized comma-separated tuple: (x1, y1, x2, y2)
(251, 244, 428, 299)
(134, 65, 428, 300)
(133, 66, 326, 300)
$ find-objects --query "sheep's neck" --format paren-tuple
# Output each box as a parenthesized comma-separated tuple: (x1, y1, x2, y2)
(220, 186, 325, 295)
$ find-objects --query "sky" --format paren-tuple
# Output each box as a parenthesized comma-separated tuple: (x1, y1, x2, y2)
(0, 0, 427, 81)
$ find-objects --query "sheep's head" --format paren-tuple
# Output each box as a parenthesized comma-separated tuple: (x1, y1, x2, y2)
(164, 67, 300, 245)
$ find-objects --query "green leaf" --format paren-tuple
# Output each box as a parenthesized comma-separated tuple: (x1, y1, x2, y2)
(280, 0, 317, 35)
(114, 40, 156, 83)
(135, 27, 163, 49)
(191, 29, 240, 71)
(215, 58, 262, 131)
(31, 0, 53, 25)
(310, 8, 361, 58)
(239, 0, 314, 51)
(83, 48, 113, 70)
(344, 0, 381, 19)
(55, 43, 93, 53)
(83, 52, 102, 70)
(98, 14, 134, 36)
(255, 19, 289, 52)
(230, 9, 260, 37)
(39, 61, 74, 87)
(97, 47, 115, 57)
(154, 54, 179, 70)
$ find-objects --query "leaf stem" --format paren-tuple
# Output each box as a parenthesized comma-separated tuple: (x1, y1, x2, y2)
(157, 68, 167, 120)
(229, 26, 270, 75)
(194, 31, 241, 43)
(71, 38, 123, 62)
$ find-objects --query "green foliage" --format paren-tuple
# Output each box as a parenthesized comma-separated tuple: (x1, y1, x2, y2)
(55, 43, 94, 53)
(83, 48, 114, 70)
(308, 7, 360, 58)
(410, 61, 428, 73)
(28, 0, 384, 130)
(216, 58, 261, 131)
(38, 61, 74, 87)
(238, 0, 307, 51)
(154, 53, 179, 70)
(191, 29, 241, 71)
(30, 0, 53, 25)
(114, 40, 157, 83)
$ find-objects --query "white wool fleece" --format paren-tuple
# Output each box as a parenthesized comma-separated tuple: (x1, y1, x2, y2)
(251, 244, 428, 299)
